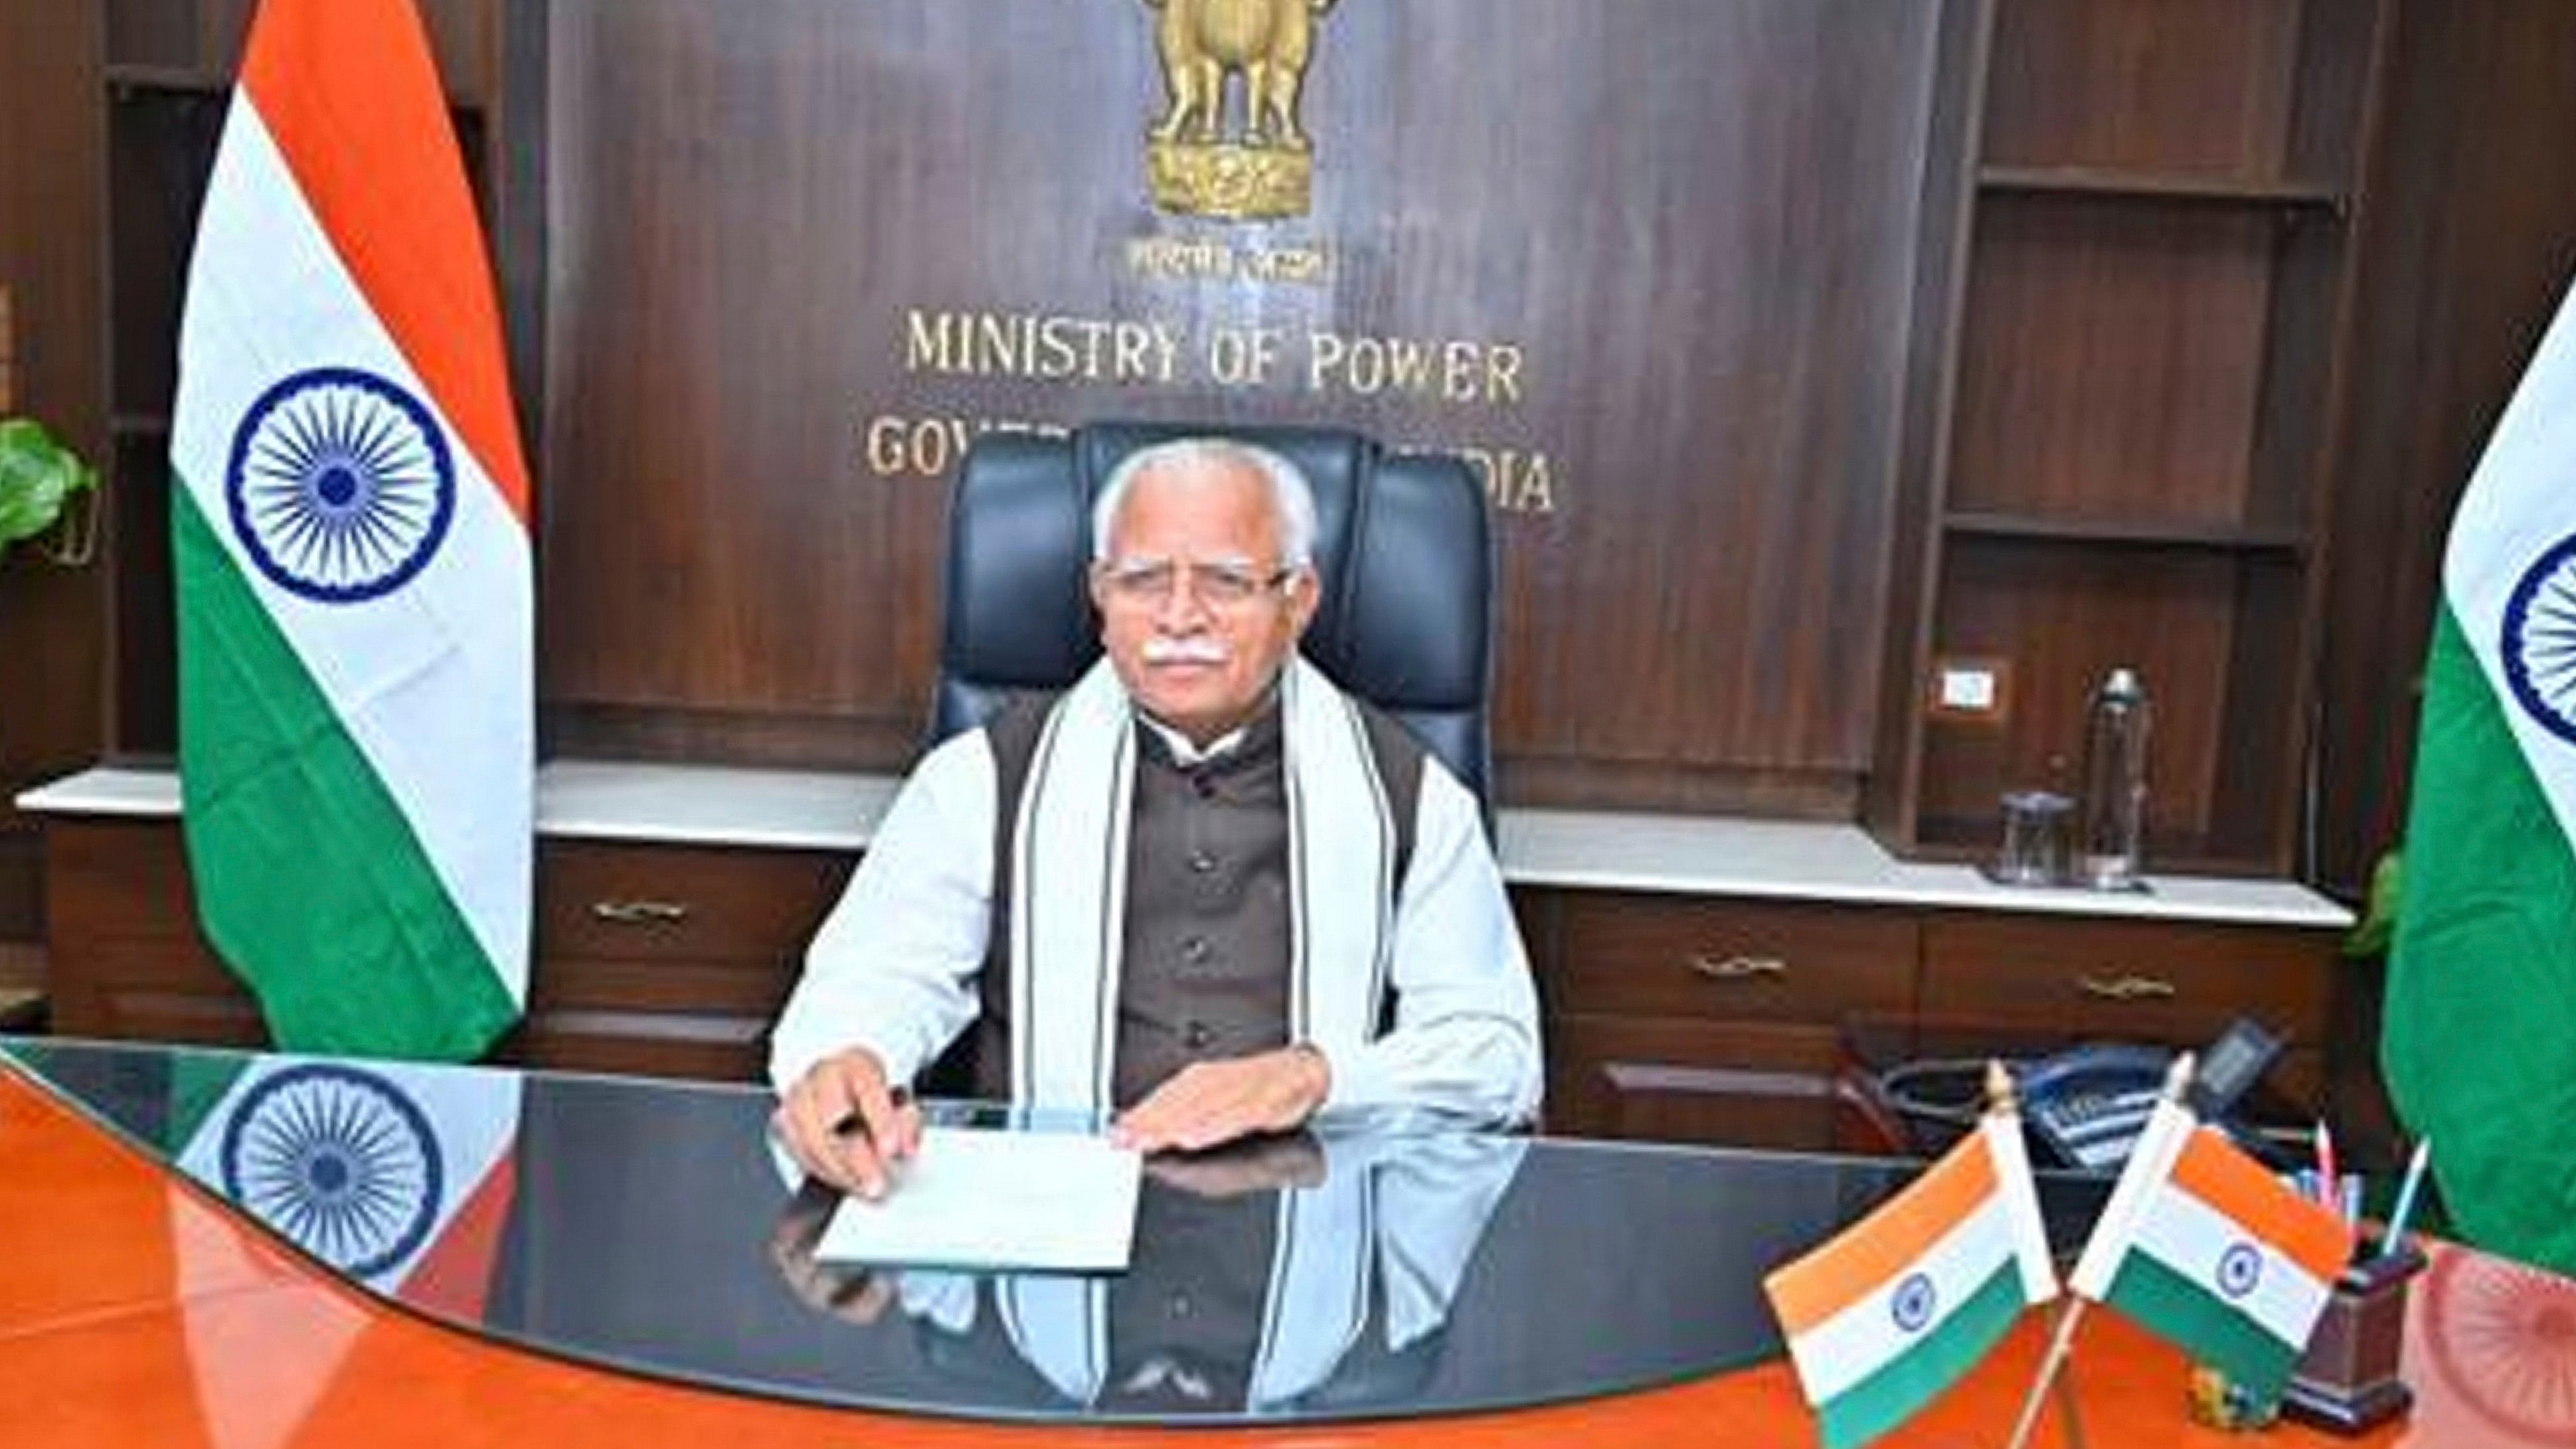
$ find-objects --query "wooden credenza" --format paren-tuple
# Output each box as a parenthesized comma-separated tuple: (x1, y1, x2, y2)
(21, 764, 2352, 1151)
(1530, 893, 2339, 1151)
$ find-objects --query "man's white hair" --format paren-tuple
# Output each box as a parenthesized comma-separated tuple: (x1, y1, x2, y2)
(1090, 437, 1320, 567)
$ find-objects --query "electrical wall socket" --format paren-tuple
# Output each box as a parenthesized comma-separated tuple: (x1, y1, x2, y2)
(1929, 656, 2009, 722)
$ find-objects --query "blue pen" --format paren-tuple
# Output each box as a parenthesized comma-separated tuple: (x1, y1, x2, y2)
(2381, 1139, 2433, 1258)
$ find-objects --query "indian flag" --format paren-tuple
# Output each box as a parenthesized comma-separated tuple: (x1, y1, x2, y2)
(2383, 274, 2576, 1276)
(171, 0, 532, 1059)
(1763, 1115, 2059, 1449)
(171, 1054, 522, 1311)
(2069, 1100, 2353, 1401)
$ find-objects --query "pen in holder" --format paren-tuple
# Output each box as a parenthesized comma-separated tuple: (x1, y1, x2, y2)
(2280, 1233, 2427, 1433)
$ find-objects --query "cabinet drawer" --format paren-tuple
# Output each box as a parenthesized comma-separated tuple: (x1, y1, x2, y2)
(1919, 914, 2336, 1046)
(1551, 893, 1917, 1023)
(538, 841, 853, 965)
(48, 821, 203, 946)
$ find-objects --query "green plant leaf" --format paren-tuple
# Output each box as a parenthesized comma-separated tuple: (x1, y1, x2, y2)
(2343, 849, 2401, 958)
(0, 417, 101, 549)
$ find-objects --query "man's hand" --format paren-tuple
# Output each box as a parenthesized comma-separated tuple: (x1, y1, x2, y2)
(1110, 1045, 1330, 1153)
(767, 1181, 899, 1323)
(772, 1046, 922, 1199)
(1145, 1131, 1327, 1199)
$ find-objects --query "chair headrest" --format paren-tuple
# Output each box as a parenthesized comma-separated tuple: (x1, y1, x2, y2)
(934, 421, 1494, 811)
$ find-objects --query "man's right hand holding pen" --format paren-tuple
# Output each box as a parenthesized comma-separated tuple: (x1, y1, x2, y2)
(774, 1046, 923, 1199)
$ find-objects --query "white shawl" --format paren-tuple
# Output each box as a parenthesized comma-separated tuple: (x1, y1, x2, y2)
(1006, 655, 1398, 1117)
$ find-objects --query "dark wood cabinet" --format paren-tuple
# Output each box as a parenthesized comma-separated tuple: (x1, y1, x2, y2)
(42, 819, 851, 1084)
(46, 817, 264, 1045)
(42, 809, 2344, 1155)
(1537, 893, 1920, 1151)
(1917, 912, 2334, 1047)
(514, 841, 851, 1080)
(1527, 885, 2344, 1153)
(1551, 895, 1921, 1025)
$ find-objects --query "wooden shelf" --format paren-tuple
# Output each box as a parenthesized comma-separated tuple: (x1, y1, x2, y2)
(104, 66, 486, 109)
(1868, 0, 2395, 877)
(1943, 510, 2308, 554)
(1978, 165, 2346, 211)
(103, 63, 226, 97)
(1910, 815, 2280, 881)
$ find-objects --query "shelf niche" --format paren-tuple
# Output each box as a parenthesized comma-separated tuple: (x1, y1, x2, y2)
(1869, 0, 2392, 879)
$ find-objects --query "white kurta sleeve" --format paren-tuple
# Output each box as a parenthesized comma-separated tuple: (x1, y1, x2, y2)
(1315, 762, 1543, 1127)
(766, 729, 998, 1095)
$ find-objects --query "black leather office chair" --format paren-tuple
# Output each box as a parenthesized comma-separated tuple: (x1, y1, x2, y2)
(929, 420, 1496, 814)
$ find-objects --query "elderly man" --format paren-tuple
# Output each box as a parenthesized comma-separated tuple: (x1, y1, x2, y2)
(770, 437, 1541, 1195)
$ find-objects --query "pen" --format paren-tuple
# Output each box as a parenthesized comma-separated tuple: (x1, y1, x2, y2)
(2381, 1139, 2433, 1258)
(2314, 1122, 2338, 1211)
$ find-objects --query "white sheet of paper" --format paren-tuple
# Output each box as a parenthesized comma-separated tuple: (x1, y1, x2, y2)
(813, 1127, 1142, 1273)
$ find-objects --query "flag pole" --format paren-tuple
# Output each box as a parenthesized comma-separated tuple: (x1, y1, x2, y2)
(1998, 1054, 2198, 1449)
(1986, 1057, 2083, 1449)
(2003, 1296, 2089, 1449)
(2051, 1352, 2090, 1449)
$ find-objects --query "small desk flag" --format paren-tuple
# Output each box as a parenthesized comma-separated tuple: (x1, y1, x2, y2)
(1764, 1113, 2059, 1449)
(2067, 1099, 2353, 1403)
(171, 0, 533, 1059)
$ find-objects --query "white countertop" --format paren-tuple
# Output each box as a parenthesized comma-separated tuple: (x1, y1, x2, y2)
(17, 762, 2353, 930)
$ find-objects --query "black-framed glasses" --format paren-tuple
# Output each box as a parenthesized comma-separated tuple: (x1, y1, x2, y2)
(1094, 556, 1299, 610)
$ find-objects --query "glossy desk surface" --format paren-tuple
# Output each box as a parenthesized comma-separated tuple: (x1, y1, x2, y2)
(5, 1039, 2571, 1447)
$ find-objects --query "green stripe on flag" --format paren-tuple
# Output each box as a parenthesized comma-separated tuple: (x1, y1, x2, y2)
(175, 484, 516, 1060)
(1814, 1265, 2023, 1449)
(166, 1053, 254, 1146)
(2103, 1252, 2299, 1399)
(2385, 606, 2576, 1276)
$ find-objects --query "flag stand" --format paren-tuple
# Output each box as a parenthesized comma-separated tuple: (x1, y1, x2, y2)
(2051, 1356, 2089, 1449)
(2002, 1296, 2089, 1449)
(2002, 1053, 2199, 1449)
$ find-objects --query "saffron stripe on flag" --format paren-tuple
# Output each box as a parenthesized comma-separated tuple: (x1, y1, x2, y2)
(1767, 1128, 1999, 1336)
(239, 0, 530, 522)
(2126, 1168, 2337, 1353)
(1783, 1195, 2025, 1406)
(175, 97, 532, 1005)
(2169, 1129, 2352, 1285)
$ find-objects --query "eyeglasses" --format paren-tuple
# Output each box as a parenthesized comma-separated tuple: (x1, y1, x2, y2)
(1094, 556, 1299, 610)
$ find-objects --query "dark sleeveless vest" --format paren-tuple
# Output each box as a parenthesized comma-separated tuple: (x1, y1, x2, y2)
(959, 689, 1426, 1108)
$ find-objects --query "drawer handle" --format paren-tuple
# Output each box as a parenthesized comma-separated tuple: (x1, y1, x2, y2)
(2077, 974, 2176, 1002)
(590, 898, 693, 926)
(1689, 954, 1788, 983)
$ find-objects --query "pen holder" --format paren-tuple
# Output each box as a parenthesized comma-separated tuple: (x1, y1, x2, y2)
(2279, 1236, 2426, 1434)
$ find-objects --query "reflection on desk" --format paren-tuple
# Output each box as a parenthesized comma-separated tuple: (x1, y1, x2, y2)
(7, 1037, 1970, 1424)
(5, 1037, 2572, 1448)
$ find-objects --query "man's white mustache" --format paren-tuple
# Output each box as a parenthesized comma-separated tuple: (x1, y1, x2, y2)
(1142, 637, 1229, 665)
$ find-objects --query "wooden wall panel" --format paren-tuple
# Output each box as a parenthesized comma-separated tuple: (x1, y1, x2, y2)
(529, 0, 1947, 808)
(1950, 199, 2279, 528)
(0, 0, 110, 948)
(100, 0, 491, 102)
(2314, 0, 2576, 893)
(1920, 541, 2256, 858)
(1982, 0, 2306, 177)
